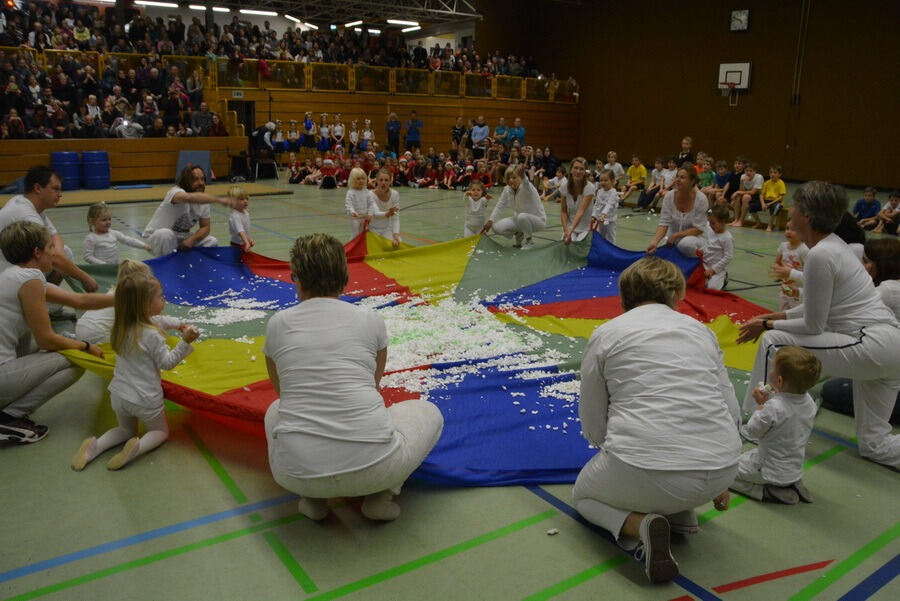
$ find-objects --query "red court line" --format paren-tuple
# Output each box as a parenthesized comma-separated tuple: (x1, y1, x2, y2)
(667, 559, 834, 600)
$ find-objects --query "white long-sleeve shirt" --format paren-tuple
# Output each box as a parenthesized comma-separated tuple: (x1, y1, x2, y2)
(465, 195, 487, 230)
(489, 179, 546, 224)
(704, 229, 734, 274)
(579, 303, 741, 471)
(83, 230, 149, 264)
(108, 326, 193, 407)
(658, 190, 709, 234)
(591, 187, 618, 223)
(778, 234, 898, 335)
(345, 188, 374, 216)
(740, 392, 816, 485)
(368, 189, 400, 238)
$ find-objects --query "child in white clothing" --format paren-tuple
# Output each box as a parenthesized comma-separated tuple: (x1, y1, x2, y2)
(83, 202, 152, 264)
(730, 346, 821, 504)
(590, 169, 618, 243)
(345, 167, 374, 239)
(702, 205, 734, 290)
(227, 186, 254, 252)
(72, 275, 199, 470)
(463, 181, 489, 236)
(770, 225, 809, 310)
(602, 150, 625, 192)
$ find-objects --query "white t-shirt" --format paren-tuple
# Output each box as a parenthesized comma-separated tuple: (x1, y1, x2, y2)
(228, 210, 251, 245)
(83, 230, 149, 264)
(579, 303, 741, 471)
(561, 182, 595, 235)
(704, 229, 734, 274)
(740, 172, 765, 191)
(0, 195, 58, 272)
(368, 189, 400, 238)
(143, 187, 211, 237)
(649, 167, 664, 187)
(465, 195, 487, 229)
(263, 297, 397, 478)
(591, 187, 618, 223)
(659, 190, 709, 234)
(660, 168, 677, 188)
(740, 392, 816, 485)
(877, 280, 900, 322)
(107, 326, 193, 407)
(603, 161, 625, 183)
(0, 267, 44, 365)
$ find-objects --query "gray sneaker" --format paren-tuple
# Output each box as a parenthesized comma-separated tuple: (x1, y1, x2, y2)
(513, 232, 524, 248)
(636, 514, 679, 583)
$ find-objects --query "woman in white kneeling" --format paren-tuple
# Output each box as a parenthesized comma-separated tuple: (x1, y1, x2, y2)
(263, 233, 443, 521)
(481, 165, 546, 248)
(573, 257, 741, 583)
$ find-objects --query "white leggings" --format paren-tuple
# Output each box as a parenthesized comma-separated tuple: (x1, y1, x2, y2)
(146, 229, 218, 256)
(265, 399, 443, 499)
(743, 324, 900, 469)
(492, 213, 546, 239)
(92, 398, 169, 461)
(573, 449, 737, 549)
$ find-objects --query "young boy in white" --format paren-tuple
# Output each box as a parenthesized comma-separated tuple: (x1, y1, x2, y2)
(771, 225, 809, 310)
(703, 206, 734, 290)
(227, 186, 254, 252)
(730, 346, 821, 504)
(590, 169, 619, 244)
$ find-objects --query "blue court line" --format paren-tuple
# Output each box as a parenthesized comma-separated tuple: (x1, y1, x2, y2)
(524, 485, 722, 601)
(813, 428, 859, 449)
(836, 554, 900, 601)
(0, 493, 297, 584)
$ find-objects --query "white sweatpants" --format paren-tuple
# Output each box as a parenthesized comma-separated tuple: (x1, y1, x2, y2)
(573, 449, 737, 549)
(674, 234, 705, 257)
(707, 270, 727, 290)
(146, 229, 218, 256)
(597, 222, 616, 244)
(492, 213, 546, 239)
(743, 324, 900, 468)
(265, 399, 444, 499)
(349, 217, 368, 240)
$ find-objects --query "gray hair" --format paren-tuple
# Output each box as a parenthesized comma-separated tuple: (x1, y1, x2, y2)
(792, 181, 847, 234)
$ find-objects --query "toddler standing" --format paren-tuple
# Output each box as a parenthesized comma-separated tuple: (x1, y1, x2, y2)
(72, 275, 199, 470)
(345, 167, 374, 239)
(590, 169, 618, 243)
(730, 346, 821, 504)
(702, 205, 734, 290)
(463, 181, 489, 237)
(771, 225, 809, 310)
(83, 202, 152, 264)
(227, 186, 254, 252)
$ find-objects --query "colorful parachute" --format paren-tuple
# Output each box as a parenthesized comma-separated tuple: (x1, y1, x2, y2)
(66, 233, 763, 486)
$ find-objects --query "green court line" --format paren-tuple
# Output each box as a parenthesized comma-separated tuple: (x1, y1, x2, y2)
(786, 522, 900, 601)
(183, 424, 249, 505)
(304, 509, 557, 601)
(520, 556, 628, 601)
(262, 532, 318, 594)
(801, 443, 846, 469)
(3, 513, 304, 601)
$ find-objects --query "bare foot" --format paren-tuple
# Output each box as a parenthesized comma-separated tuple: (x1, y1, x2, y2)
(730, 221, 743, 227)
(766, 226, 773, 232)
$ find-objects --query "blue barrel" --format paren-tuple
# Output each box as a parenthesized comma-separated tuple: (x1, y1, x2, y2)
(50, 151, 80, 191)
(82, 151, 110, 190)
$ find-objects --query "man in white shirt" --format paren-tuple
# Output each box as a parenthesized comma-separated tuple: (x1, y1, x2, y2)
(143, 166, 233, 256)
(0, 166, 98, 292)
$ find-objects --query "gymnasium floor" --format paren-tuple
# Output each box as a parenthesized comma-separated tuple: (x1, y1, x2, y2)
(1, 180, 897, 601)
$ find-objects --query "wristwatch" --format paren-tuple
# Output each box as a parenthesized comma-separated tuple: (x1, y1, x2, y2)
(763, 319, 771, 330)
(82, 340, 91, 351)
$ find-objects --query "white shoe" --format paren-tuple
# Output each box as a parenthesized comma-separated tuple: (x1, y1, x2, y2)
(298, 497, 329, 521)
(635, 514, 678, 583)
(361, 491, 401, 521)
(523, 237, 535, 248)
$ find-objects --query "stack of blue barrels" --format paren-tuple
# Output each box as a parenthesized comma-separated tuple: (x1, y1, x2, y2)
(48, 151, 111, 191)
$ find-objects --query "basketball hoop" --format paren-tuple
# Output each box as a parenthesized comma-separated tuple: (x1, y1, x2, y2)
(719, 82, 739, 107)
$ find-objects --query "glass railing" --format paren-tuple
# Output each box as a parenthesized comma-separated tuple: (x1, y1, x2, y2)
(0, 47, 574, 103)
(44, 50, 102, 77)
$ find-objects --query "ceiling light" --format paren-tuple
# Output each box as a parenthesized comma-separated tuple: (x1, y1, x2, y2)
(368, 29, 381, 35)
(212, 6, 230, 12)
(387, 19, 419, 26)
(135, 1, 179, 7)
(284, 14, 302, 24)
(344, 20, 363, 27)
(188, 4, 206, 9)
(401, 26, 421, 33)
(240, 9, 278, 16)
(305, 22, 319, 30)
(353, 27, 362, 32)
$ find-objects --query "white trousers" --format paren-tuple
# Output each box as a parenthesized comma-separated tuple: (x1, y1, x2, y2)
(597, 222, 616, 244)
(349, 217, 368, 240)
(492, 213, 546, 239)
(707, 270, 727, 290)
(743, 324, 900, 468)
(265, 399, 444, 499)
(0, 351, 83, 417)
(146, 229, 218, 256)
(674, 234, 705, 257)
(573, 449, 737, 549)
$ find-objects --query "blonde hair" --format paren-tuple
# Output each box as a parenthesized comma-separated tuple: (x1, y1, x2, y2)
(0, 221, 49, 265)
(618, 257, 685, 311)
(504, 165, 521, 184)
(227, 185, 248, 200)
(349, 167, 367, 188)
(106, 258, 152, 293)
(289, 233, 348, 298)
(468, 180, 485, 193)
(110, 275, 162, 353)
(86, 202, 110, 232)
(774, 346, 822, 393)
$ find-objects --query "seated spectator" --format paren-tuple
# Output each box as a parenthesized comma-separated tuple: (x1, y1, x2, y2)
(207, 113, 229, 137)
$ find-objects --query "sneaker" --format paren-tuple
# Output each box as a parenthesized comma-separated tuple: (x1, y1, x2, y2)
(792, 480, 814, 503)
(361, 491, 401, 521)
(298, 497, 329, 521)
(523, 237, 535, 248)
(513, 232, 524, 248)
(635, 514, 679, 583)
(0, 413, 48, 443)
(763, 484, 800, 505)
(665, 510, 699, 535)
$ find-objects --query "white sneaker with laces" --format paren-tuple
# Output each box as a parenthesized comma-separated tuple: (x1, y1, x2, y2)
(635, 514, 678, 583)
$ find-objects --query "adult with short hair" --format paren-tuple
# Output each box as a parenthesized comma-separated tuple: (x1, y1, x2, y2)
(385, 112, 402, 156)
(143, 165, 232, 256)
(470, 115, 490, 160)
(646, 163, 709, 258)
(481, 165, 546, 248)
(0, 222, 111, 443)
(404, 110, 422, 152)
(575, 257, 740, 583)
(264, 234, 443, 522)
(738, 182, 900, 469)
(0, 165, 98, 292)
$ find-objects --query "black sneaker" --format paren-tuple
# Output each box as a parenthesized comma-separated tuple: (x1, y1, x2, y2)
(0, 414, 49, 443)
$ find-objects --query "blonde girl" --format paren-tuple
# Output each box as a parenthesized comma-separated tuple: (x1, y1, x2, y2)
(345, 167, 374, 239)
(72, 275, 199, 470)
(591, 169, 620, 244)
(464, 180, 489, 237)
(83, 202, 152, 264)
(369, 168, 401, 248)
(227, 185, 253, 252)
